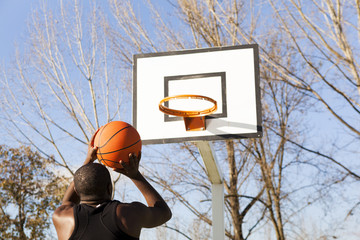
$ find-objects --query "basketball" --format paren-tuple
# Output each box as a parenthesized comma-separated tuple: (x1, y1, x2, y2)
(94, 121, 142, 168)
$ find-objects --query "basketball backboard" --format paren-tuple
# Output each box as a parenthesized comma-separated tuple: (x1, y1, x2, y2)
(133, 44, 262, 144)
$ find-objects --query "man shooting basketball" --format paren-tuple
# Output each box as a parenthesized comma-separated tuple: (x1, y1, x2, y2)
(52, 133, 172, 240)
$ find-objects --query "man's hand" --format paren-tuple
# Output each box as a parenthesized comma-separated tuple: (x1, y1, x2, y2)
(83, 130, 99, 165)
(112, 152, 141, 179)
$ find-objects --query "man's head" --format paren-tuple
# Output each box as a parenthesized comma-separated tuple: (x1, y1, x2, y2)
(74, 163, 112, 201)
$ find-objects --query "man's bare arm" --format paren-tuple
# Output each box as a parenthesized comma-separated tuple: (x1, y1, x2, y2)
(114, 153, 172, 228)
(128, 171, 172, 227)
(61, 136, 98, 205)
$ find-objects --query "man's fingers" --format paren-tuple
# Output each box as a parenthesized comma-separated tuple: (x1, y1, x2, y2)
(129, 152, 140, 164)
(120, 160, 128, 170)
(89, 128, 100, 147)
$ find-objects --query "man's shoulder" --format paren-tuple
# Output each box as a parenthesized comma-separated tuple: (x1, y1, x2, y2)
(52, 203, 76, 240)
(115, 201, 147, 213)
(53, 202, 75, 219)
(112, 201, 145, 238)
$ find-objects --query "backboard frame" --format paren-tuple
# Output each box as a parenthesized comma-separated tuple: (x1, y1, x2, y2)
(133, 44, 262, 145)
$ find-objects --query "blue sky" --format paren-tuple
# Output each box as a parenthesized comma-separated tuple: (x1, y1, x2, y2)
(1, 1, 359, 239)
(0, 0, 154, 62)
(0, 0, 36, 61)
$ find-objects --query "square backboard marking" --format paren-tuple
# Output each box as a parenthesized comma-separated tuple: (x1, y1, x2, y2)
(164, 72, 227, 122)
(133, 44, 262, 144)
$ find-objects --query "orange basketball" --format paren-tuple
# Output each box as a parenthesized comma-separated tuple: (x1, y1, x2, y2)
(94, 121, 142, 168)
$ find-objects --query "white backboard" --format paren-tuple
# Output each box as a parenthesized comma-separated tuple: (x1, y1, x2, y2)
(133, 44, 262, 144)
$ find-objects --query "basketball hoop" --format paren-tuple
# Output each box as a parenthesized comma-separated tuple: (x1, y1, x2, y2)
(159, 94, 217, 131)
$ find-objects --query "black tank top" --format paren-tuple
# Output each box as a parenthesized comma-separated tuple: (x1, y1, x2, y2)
(69, 200, 139, 240)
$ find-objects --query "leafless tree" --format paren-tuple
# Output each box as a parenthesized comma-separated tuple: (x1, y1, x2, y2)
(264, 0, 360, 177)
(0, 0, 128, 176)
(1, 0, 358, 239)
(262, 1, 360, 233)
(106, 1, 322, 239)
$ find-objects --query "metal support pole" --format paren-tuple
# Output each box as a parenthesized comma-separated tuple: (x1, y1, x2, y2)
(212, 183, 225, 239)
(195, 141, 225, 240)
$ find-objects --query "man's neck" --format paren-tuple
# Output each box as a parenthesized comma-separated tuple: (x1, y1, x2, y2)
(80, 198, 110, 207)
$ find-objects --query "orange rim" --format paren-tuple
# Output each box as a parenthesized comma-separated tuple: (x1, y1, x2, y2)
(159, 94, 217, 117)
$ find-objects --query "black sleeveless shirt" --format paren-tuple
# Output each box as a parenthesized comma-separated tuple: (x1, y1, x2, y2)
(69, 200, 139, 240)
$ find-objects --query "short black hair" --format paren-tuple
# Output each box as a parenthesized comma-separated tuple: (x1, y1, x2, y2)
(74, 163, 111, 198)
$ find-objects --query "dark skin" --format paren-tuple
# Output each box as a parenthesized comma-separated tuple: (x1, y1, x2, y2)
(52, 133, 172, 240)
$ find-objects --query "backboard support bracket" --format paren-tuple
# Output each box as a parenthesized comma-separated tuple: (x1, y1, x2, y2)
(184, 116, 206, 131)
